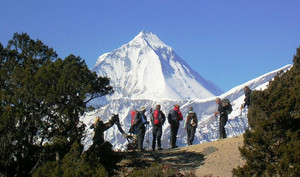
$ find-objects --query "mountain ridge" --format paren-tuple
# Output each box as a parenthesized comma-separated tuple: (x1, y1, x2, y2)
(82, 64, 292, 151)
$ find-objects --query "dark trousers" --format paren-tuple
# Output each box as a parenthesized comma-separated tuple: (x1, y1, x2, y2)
(91, 137, 104, 149)
(186, 126, 196, 145)
(137, 125, 145, 150)
(170, 124, 179, 148)
(219, 115, 228, 139)
(152, 125, 162, 150)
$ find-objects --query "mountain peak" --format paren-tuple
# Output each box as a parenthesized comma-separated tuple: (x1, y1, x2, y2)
(132, 30, 167, 49)
(137, 30, 152, 37)
(135, 30, 156, 38)
(92, 31, 222, 101)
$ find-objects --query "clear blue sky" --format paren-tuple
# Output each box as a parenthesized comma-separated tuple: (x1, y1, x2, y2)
(1, 1, 300, 92)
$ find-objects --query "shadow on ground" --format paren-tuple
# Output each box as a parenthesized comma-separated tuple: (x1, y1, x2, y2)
(148, 149, 205, 171)
(117, 149, 205, 172)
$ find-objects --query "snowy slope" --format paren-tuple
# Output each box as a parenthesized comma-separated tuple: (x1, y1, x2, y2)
(81, 64, 292, 151)
(91, 30, 222, 103)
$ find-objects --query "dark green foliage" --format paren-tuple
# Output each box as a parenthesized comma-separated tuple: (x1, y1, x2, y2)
(85, 141, 122, 172)
(33, 142, 108, 177)
(233, 47, 300, 176)
(0, 33, 113, 176)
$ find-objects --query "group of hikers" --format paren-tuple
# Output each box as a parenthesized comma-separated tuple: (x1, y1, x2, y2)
(127, 103, 198, 151)
(90, 86, 252, 151)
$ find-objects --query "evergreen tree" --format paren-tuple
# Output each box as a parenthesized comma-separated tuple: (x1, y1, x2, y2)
(0, 33, 57, 176)
(233, 48, 300, 176)
(33, 142, 108, 177)
(0, 33, 113, 176)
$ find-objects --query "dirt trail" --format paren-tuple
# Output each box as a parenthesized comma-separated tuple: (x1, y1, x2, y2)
(182, 135, 245, 177)
(116, 135, 245, 177)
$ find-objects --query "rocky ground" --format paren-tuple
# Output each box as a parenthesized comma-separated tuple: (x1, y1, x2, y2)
(115, 135, 245, 177)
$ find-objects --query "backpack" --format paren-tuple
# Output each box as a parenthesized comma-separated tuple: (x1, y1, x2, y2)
(168, 109, 178, 125)
(129, 110, 138, 134)
(188, 112, 197, 127)
(131, 110, 136, 125)
(221, 98, 233, 114)
(153, 110, 160, 125)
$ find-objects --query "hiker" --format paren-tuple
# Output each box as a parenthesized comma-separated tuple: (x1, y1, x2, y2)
(132, 106, 149, 151)
(184, 106, 198, 145)
(129, 109, 138, 135)
(151, 104, 166, 151)
(214, 98, 229, 139)
(127, 109, 138, 150)
(168, 104, 183, 148)
(241, 86, 252, 110)
(90, 114, 126, 148)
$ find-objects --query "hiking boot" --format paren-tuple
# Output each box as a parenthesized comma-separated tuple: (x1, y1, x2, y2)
(157, 147, 163, 150)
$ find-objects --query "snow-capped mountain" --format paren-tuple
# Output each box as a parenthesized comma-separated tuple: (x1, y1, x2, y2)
(91, 30, 223, 103)
(81, 64, 291, 151)
(81, 31, 292, 151)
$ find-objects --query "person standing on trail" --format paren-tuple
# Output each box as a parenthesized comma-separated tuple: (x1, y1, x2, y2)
(184, 106, 198, 146)
(168, 104, 183, 148)
(132, 106, 149, 151)
(214, 98, 229, 139)
(241, 86, 252, 110)
(151, 104, 166, 151)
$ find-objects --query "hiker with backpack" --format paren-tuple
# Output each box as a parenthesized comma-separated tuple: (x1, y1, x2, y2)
(151, 104, 166, 151)
(214, 98, 232, 139)
(184, 106, 198, 146)
(129, 109, 138, 135)
(241, 86, 252, 110)
(168, 104, 183, 149)
(132, 106, 149, 151)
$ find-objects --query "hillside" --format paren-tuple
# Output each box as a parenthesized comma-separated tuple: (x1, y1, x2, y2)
(116, 135, 245, 177)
